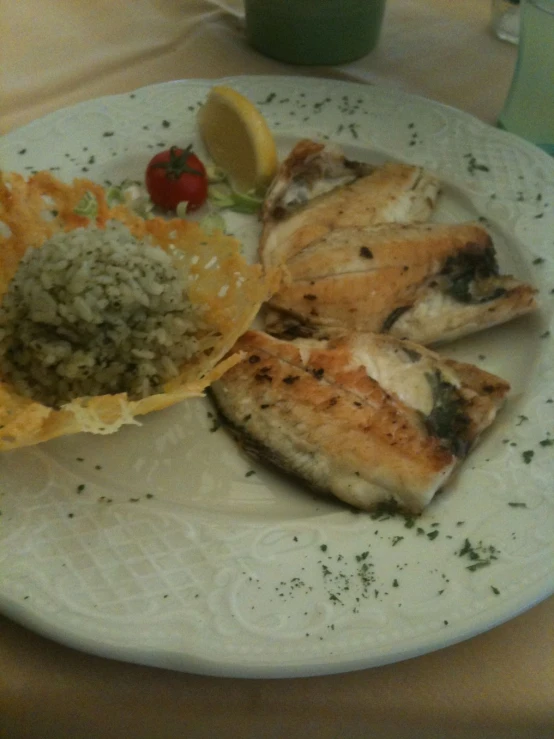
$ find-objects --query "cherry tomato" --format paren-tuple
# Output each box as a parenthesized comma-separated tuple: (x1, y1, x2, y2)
(145, 145, 208, 212)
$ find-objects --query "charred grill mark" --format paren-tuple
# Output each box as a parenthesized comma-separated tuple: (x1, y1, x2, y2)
(312, 367, 325, 379)
(268, 316, 318, 340)
(283, 375, 300, 385)
(403, 348, 421, 363)
(255, 367, 273, 383)
(248, 354, 261, 364)
(359, 246, 373, 259)
(271, 205, 287, 220)
(382, 305, 411, 332)
(408, 169, 424, 191)
(283, 323, 316, 339)
(343, 158, 376, 177)
(303, 293, 317, 301)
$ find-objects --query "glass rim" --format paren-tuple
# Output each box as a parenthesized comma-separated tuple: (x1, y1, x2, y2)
(527, 0, 554, 15)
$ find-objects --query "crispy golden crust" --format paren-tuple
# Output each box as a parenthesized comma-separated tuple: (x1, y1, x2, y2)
(264, 221, 537, 343)
(0, 171, 276, 450)
(211, 331, 509, 512)
(268, 224, 490, 331)
(212, 332, 450, 512)
(260, 140, 537, 346)
(259, 141, 440, 269)
(260, 165, 439, 266)
(284, 223, 492, 281)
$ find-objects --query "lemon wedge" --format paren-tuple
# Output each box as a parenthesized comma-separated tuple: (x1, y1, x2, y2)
(198, 86, 278, 194)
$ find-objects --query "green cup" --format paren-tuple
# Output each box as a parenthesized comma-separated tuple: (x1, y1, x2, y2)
(244, 0, 386, 66)
(497, 0, 554, 155)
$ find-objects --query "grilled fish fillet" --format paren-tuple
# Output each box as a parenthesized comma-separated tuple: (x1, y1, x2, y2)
(210, 330, 510, 513)
(260, 140, 440, 269)
(264, 222, 537, 343)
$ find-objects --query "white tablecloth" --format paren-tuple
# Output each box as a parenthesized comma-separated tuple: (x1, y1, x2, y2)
(2, 2, 553, 737)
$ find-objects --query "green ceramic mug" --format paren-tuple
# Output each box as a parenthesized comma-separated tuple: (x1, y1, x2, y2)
(244, 0, 387, 65)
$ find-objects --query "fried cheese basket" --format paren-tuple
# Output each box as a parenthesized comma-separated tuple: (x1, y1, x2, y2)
(0, 171, 275, 450)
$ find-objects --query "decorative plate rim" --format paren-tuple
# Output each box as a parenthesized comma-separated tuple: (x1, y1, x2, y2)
(1, 75, 553, 678)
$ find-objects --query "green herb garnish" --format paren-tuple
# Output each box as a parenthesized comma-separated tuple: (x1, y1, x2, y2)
(458, 538, 499, 571)
(198, 212, 226, 235)
(424, 370, 470, 456)
(369, 499, 402, 520)
(440, 245, 504, 304)
(208, 181, 264, 214)
(464, 153, 490, 174)
(73, 191, 98, 218)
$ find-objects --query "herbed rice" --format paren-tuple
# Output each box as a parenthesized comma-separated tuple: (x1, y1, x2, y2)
(0, 221, 204, 408)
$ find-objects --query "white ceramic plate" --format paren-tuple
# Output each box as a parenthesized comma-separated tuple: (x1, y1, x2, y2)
(1, 76, 553, 678)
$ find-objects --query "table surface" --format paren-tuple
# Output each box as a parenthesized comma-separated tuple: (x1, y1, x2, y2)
(2, 1, 553, 738)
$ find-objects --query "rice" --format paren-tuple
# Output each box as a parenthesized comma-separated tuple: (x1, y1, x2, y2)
(0, 221, 203, 408)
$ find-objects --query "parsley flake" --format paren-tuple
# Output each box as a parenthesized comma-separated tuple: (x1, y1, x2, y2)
(458, 538, 499, 571)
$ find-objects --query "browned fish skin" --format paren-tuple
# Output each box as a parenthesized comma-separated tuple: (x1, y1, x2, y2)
(263, 222, 538, 343)
(261, 140, 537, 345)
(210, 331, 509, 513)
(260, 140, 440, 269)
(388, 280, 537, 345)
